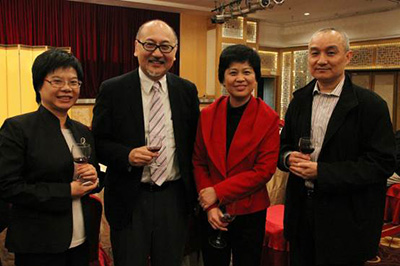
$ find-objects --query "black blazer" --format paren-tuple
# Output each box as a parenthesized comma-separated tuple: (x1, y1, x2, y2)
(278, 76, 396, 264)
(0, 105, 101, 253)
(92, 69, 200, 229)
(0, 199, 9, 232)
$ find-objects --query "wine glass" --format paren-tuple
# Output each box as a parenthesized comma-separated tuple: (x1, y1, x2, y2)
(298, 137, 315, 155)
(209, 201, 236, 249)
(71, 143, 91, 182)
(146, 135, 163, 167)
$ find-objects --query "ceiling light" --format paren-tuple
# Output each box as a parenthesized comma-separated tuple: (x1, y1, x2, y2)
(304, 12, 310, 16)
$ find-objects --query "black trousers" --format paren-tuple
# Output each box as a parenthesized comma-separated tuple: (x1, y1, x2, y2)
(110, 180, 189, 266)
(201, 209, 266, 266)
(289, 197, 365, 266)
(14, 242, 89, 266)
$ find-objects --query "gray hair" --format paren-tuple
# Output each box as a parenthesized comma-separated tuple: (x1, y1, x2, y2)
(309, 28, 350, 51)
(135, 19, 178, 45)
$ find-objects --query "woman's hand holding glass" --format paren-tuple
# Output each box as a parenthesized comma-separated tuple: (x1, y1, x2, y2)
(70, 142, 99, 197)
(208, 201, 237, 249)
(207, 207, 229, 231)
(71, 164, 98, 198)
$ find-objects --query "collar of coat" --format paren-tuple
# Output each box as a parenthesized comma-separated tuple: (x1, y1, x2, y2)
(200, 95, 277, 176)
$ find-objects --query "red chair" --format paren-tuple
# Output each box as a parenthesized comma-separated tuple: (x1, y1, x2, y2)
(385, 184, 400, 225)
(261, 204, 289, 266)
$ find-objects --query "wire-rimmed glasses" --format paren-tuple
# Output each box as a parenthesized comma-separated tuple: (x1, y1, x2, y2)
(45, 79, 82, 89)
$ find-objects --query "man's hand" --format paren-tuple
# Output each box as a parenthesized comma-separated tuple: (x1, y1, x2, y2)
(128, 146, 158, 167)
(207, 207, 229, 231)
(288, 151, 318, 180)
(199, 187, 217, 210)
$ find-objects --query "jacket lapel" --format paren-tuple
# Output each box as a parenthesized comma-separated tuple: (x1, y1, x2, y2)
(322, 76, 358, 148)
(128, 70, 145, 145)
(227, 97, 269, 170)
(166, 73, 183, 148)
(296, 81, 315, 138)
(201, 97, 227, 177)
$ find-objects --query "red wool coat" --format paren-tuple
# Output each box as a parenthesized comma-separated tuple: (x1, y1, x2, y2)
(193, 96, 280, 215)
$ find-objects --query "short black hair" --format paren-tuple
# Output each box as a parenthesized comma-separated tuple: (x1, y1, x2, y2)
(218, 44, 261, 84)
(32, 49, 83, 103)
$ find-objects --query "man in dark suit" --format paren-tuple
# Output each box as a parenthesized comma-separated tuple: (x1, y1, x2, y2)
(0, 199, 9, 266)
(0, 200, 8, 234)
(92, 20, 200, 266)
(278, 28, 396, 266)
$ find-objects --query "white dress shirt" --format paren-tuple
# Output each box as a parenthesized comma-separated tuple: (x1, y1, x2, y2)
(138, 68, 180, 183)
(305, 77, 345, 188)
(61, 128, 86, 248)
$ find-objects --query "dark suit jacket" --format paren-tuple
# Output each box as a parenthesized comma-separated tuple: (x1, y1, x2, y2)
(278, 76, 396, 264)
(92, 69, 200, 229)
(0, 105, 101, 253)
(0, 199, 9, 233)
(193, 96, 280, 214)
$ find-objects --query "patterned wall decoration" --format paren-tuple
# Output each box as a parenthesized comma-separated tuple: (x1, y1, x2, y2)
(70, 105, 93, 127)
(246, 21, 257, 43)
(281, 52, 292, 118)
(220, 42, 235, 96)
(222, 18, 243, 39)
(221, 42, 236, 51)
(347, 45, 374, 69)
(293, 50, 313, 91)
(259, 51, 278, 73)
(376, 44, 400, 68)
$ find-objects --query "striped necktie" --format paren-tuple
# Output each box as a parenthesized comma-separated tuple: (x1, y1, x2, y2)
(149, 81, 167, 186)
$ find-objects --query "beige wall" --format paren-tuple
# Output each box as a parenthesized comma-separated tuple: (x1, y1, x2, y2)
(0, 46, 71, 125)
(259, 8, 400, 48)
(0, 45, 48, 125)
(179, 13, 208, 97)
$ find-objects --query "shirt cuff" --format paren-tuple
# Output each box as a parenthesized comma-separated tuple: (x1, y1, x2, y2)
(205, 204, 218, 212)
(283, 151, 292, 169)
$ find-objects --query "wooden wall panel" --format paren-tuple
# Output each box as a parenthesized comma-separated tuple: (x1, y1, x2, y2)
(0, 47, 7, 124)
(19, 47, 39, 114)
(179, 13, 207, 97)
(6, 47, 21, 118)
(0, 45, 70, 125)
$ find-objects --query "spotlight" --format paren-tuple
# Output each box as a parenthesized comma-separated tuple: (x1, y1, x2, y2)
(273, 0, 285, 4)
(211, 14, 227, 24)
(211, 0, 285, 24)
(259, 0, 273, 8)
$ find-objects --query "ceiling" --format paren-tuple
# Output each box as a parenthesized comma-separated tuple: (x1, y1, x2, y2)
(114, 0, 400, 25)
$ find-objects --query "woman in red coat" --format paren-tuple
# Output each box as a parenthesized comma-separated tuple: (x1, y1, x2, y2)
(193, 44, 280, 266)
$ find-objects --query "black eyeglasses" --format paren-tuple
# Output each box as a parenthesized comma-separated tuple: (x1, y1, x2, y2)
(136, 40, 177, 54)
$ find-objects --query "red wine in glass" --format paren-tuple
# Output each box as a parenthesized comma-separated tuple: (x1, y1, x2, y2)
(298, 137, 314, 154)
(71, 143, 91, 181)
(146, 135, 163, 167)
(73, 157, 89, 164)
(209, 202, 236, 249)
(300, 147, 315, 154)
(147, 145, 161, 152)
(221, 213, 236, 223)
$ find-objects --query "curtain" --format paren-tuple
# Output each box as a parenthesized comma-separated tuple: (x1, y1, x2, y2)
(0, 0, 180, 98)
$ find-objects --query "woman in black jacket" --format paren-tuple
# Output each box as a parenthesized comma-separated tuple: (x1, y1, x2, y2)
(0, 49, 101, 266)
